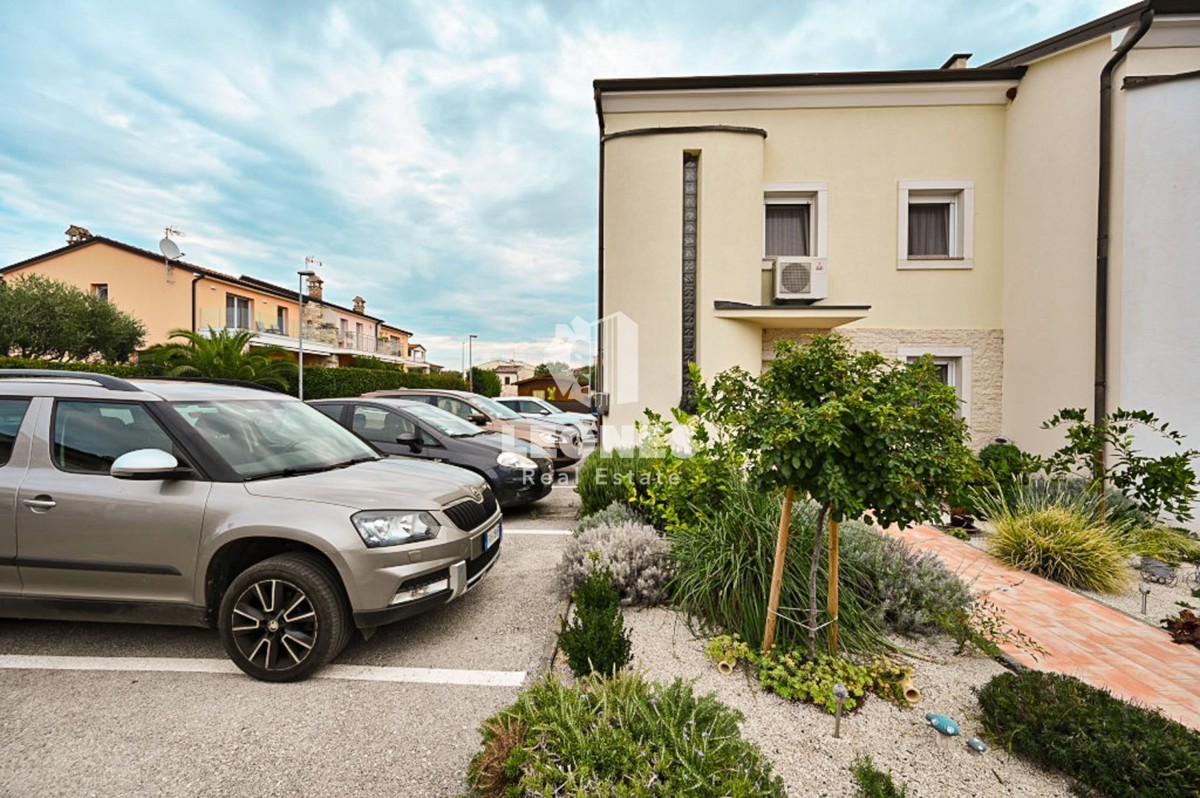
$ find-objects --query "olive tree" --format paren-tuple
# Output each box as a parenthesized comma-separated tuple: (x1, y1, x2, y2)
(0, 273, 145, 362)
(699, 334, 974, 657)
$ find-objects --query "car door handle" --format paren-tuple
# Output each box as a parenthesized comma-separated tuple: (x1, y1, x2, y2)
(22, 496, 57, 512)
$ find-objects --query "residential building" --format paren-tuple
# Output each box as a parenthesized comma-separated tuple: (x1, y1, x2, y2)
(594, 1, 1200, 465)
(2, 227, 433, 372)
(476, 358, 537, 395)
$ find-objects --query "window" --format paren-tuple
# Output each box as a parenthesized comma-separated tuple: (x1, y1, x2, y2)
(53, 401, 178, 474)
(225, 294, 252, 329)
(351, 407, 414, 444)
(355, 322, 363, 347)
(91, 284, 109, 301)
(899, 346, 971, 421)
(276, 306, 288, 334)
(434, 397, 476, 420)
(312, 403, 343, 422)
(0, 398, 32, 466)
(763, 183, 827, 262)
(897, 181, 974, 269)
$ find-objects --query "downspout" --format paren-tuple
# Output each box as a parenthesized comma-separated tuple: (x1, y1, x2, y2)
(191, 272, 204, 333)
(594, 83, 606, 444)
(1095, 5, 1153, 477)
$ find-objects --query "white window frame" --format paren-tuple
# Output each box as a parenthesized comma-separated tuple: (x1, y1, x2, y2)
(897, 180, 973, 270)
(225, 293, 252, 330)
(898, 345, 971, 422)
(762, 182, 828, 269)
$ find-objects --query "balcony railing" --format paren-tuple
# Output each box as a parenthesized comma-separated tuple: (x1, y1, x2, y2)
(196, 310, 410, 360)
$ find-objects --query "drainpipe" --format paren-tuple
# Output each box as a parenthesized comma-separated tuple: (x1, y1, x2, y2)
(594, 84, 607, 444)
(1095, 5, 1153, 479)
(190, 272, 205, 333)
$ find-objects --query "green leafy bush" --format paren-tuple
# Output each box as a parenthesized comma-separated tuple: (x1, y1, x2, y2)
(850, 755, 908, 798)
(977, 670, 1200, 798)
(978, 440, 1039, 512)
(753, 650, 910, 714)
(559, 521, 673, 606)
(574, 500, 644, 537)
(291, 365, 465, 399)
(557, 567, 632, 678)
(0, 355, 156, 378)
(347, 355, 398, 370)
(575, 448, 641, 517)
(467, 672, 786, 797)
(988, 505, 1132, 593)
(670, 477, 970, 654)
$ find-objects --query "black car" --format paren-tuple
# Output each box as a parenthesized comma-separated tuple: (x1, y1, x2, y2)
(309, 398, 554, 509)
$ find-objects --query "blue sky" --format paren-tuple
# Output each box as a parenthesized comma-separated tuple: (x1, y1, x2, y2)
(0, 0, 1125, 369)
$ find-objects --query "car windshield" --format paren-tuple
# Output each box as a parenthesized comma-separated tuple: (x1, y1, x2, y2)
(527, 398, 561, 414)
(400, 402, 485, 437)
(169, 399, 379, 479)
(473, 394, 522, 420)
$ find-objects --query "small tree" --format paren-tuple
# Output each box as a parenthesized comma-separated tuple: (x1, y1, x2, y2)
(142, 328, 296, 390)
(534, 360, 571, 377)
(1042, 407, 1199, 523)
(470, 367, 501, 397)
(0, 274, 145, 362)
(700, 335, 974, 657)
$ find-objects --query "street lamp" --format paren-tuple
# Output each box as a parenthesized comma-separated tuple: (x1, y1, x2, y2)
(298, 256, 321, 400)
(468, 334, 478, 392)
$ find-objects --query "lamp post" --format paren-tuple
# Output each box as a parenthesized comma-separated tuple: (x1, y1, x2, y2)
(468, 334, 478, 392)
(298, 257, 321, 400)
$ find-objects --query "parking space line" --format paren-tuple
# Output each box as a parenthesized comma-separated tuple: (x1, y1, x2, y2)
(0, 655, 527, 686)
(501, 528, 574, 535)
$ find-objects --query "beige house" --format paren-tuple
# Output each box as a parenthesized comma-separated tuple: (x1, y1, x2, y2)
(2, 227, 432, 372)
(595, 0, 1200, 461)
(477, 358, 537, 395)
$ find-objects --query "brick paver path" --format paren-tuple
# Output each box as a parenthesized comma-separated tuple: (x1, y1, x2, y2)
(889, 524, 1200, 730)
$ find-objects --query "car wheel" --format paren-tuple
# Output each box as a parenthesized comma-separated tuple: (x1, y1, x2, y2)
(218, 553, 349, 682)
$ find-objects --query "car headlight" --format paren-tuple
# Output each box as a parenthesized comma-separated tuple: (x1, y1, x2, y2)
(497, 451, 537, 470)
(352, 511, 440, 547)
(536, 430, 563, 444)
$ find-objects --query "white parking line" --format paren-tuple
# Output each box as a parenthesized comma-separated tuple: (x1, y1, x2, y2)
(0, 655, 527, 686)
(501, 528, 574, 536)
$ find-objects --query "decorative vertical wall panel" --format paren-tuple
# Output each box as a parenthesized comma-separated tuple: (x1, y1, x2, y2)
(681, 152, 698, 410)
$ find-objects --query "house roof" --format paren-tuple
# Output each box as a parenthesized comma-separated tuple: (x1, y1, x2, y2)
(593, 66, 1027, 96)
(983, 1, 1198, 68)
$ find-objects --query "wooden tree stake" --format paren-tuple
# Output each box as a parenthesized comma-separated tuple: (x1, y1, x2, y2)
(762, 485, 796, 653)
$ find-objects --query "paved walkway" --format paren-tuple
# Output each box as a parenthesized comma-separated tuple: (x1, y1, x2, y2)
(889, 524, 1200, 730)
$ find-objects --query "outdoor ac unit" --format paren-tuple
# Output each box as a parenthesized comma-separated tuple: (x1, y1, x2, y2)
(774, 257, 828, 302)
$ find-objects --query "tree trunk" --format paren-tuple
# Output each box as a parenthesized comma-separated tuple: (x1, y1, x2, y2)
(762, 485, 796, 654)
(807, 502, 830, 660)
(827, 515, 840, 655)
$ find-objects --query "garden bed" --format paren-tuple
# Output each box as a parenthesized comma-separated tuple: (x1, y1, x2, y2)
(612, 606, 1074, 797)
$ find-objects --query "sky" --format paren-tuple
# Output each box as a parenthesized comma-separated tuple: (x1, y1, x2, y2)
(0, 0, 1127, 370)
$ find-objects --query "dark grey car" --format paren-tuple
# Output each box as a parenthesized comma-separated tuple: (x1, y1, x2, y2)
(0, 371, 502, 682)
(310, 398, 554, 508)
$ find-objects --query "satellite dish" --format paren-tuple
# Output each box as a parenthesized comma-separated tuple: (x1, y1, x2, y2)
(159, 237, 182, 261)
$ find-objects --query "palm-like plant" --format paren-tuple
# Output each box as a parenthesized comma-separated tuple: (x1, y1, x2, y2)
(143, 328, 297, 391)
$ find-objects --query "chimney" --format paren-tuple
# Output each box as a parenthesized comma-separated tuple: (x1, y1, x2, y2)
(65, 225, 93, 243)
(352, 296, 365, 314)
(939, 53, 972, 70)
(307, 274, 324, 301)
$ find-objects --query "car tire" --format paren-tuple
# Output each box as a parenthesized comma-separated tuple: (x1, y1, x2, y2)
(218, 553, 349, 682)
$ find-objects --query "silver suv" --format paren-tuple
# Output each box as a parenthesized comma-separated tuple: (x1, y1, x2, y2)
(0, 371, 502, 682)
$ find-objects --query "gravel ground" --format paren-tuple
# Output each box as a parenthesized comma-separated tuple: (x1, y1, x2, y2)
(616, 607, 1074, 798)
(959, 524, 1200, 628)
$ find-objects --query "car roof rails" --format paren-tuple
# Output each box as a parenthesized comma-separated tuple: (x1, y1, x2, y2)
(140, 376, 284, 393)
(0, 369, 141, 392)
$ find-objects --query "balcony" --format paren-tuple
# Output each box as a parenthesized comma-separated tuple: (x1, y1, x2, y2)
(196, 311, 408, 363)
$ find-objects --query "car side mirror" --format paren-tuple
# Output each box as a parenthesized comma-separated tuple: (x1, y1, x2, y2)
(538, 408, 550, 415)
(395, 432, 422, 452)
(468, 412, 488, 426)
(111, 448, 186, 480)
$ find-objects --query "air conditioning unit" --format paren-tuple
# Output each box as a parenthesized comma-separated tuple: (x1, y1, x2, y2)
(773, 257, 828, 302)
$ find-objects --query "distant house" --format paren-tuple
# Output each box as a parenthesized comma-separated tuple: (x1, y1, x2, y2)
(477, 358, 536, 395)
(515, 374, 589, 405)
(594, 1, 1200, 459)
(2, 227, 432, 372)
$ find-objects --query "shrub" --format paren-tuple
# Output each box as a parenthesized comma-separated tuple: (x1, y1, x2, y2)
(285, 365, 466, 399)
(850, 754, 908, 798)
(977, 670, 1200, 798)
(467, 672, 786, 797)
(574, 500, 643, 537)
(575, 448, 641, 517)
(1119, 525, 1200, 565)
(557, 567, 632, 678)
(978, 440, 1038, 512)
(752, 650, 911, 714)
(559, 521, 673, 606)
(988, 505, 1132, 593)
(670, 477, 970, 654)
(0, 355, 156, 378)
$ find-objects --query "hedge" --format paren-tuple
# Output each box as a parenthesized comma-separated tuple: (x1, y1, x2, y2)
(0, 356, 466, 398)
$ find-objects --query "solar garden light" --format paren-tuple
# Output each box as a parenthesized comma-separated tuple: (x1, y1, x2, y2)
(832, 683, 849, 738)
(1139, 582, 1151, 614)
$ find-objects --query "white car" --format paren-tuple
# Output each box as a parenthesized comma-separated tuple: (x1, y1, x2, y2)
(495, 396, 596, 440)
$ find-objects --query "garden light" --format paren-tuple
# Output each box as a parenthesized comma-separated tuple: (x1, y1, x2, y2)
(832, 682, 848, 738)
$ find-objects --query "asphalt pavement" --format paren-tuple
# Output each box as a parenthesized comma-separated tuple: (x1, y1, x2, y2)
(0, 456, 586, 798)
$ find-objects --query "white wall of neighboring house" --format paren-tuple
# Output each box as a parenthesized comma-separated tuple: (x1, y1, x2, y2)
(1119, 75, 1200, 484)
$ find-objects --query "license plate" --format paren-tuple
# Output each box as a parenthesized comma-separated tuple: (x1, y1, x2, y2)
(485, 523, 501, 551)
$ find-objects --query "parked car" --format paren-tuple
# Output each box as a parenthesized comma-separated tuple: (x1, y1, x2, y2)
(0, 370, 503, 682)
(494, 396, 597, 439)
(362, 388, 582, 466)
(310, 397, 554, 509)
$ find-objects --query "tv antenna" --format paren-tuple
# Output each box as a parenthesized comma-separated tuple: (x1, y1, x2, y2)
(159, 227, 185, 282)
